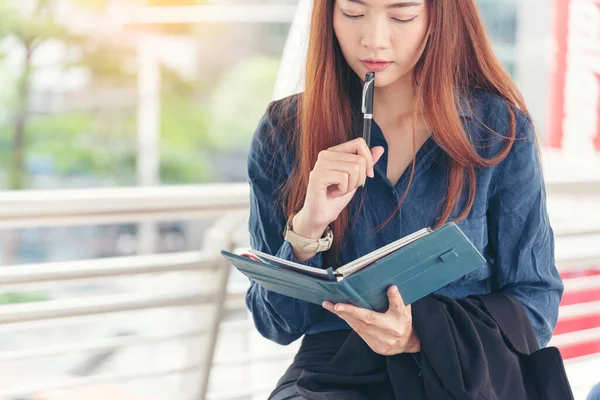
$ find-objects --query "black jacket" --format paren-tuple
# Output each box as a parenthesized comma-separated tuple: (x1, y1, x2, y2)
(295, 294, 573, 400)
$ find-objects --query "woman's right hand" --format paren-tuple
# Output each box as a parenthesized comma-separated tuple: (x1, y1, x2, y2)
(293, 138, 385, 238)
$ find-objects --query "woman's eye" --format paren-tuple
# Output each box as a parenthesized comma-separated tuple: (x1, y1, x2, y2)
(392, 16, 417, 23)
(342, 12, 363, 19)
(341, 11, 417, 23)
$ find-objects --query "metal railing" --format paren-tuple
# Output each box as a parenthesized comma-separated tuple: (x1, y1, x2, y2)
(0, 183, 250, 228)
(0, 180, 599, 400)
(0, 185, 249, 400)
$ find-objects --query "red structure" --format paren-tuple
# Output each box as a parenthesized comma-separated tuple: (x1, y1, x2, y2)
(547, 0, 600, 152)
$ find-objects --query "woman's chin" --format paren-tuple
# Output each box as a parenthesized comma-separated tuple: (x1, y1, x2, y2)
(374, 70, 414, 89)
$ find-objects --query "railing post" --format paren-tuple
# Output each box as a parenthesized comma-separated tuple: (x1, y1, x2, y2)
(195, 212, 247, 400)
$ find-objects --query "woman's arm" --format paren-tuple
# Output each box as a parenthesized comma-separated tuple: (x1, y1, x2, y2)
(245, 109, 327, 345)
(487, 115, 564, 347)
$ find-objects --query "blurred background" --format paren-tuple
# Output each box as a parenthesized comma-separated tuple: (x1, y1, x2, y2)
(0, 0, 599, 399)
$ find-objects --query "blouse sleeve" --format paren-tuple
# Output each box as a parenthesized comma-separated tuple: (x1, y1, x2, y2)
(244, 109, 327, 345)
(487, 115, 564, 347)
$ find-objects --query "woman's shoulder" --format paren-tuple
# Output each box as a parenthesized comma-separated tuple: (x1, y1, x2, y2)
(248, 93, 302, 176)
(464, 89, 542, 197)
(259, 92, 302, 140)
(464, 88, 536, 160)
(251, 93, 302, 153)
(466, 88, 533, 136)
(265, 92, 302, 128)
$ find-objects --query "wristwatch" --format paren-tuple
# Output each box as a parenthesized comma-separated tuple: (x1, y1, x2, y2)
(283, 214, 333, 253)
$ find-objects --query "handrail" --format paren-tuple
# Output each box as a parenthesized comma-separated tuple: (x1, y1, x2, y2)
(0, 293, 211, 324)
(0, 330, 203, 362)
(0, 184, 250, 228)
(0, 251, 215, 286)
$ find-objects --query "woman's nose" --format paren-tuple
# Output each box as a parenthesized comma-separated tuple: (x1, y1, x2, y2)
(360, 18, 391, 50)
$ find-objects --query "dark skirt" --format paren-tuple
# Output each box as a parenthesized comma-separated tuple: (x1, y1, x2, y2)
(268, 330, 352, 400)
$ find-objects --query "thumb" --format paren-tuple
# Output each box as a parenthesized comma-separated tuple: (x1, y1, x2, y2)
(386, 285, 407, 315)
(371, 146, 385, 165)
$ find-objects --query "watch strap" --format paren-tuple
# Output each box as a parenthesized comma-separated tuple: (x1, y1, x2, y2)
(283, 214, 333, 253)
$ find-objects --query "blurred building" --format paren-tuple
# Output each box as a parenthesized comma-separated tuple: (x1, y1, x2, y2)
(547, 0, 600, 154)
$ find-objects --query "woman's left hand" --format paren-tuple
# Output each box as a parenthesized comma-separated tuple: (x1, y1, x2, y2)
(322, 285, 420, 356)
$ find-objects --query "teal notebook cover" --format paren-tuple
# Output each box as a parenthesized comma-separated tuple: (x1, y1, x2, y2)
(221, 222, 486, 312)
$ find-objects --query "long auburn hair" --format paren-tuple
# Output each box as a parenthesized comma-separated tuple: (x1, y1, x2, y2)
(279, 0, 532, 268)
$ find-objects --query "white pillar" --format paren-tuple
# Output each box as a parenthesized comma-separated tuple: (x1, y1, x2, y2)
(515, 0, 552, 135)
(137, 37, 160, 255)
(272, 0, 310, 100)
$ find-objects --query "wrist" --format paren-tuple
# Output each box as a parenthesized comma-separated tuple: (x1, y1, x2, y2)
(292, 211, 329, 239)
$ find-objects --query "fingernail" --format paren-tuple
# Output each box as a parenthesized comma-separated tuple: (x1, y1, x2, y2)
(362, 175, 366, 187)
(322, 301, 332, 310)
(369, 169, 374, 178)
(391, 286, 399, 294)
(335, 305, 345, 312)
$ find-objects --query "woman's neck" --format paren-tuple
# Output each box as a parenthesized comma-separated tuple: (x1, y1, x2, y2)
(372, 74, 418, 130)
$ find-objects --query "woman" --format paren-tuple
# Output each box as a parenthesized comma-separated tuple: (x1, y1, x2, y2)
(246, 0, 564, 398)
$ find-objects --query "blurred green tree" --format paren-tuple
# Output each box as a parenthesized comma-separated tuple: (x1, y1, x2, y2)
(0, 0, 71, 190)
(0, 0, 214, 189)
(207, 56, 280, 152)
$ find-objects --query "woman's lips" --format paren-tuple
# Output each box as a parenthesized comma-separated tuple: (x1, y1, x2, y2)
(361, 61, 392, 72)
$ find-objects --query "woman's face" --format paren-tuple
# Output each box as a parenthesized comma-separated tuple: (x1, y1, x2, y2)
(333, 0, 430, 87)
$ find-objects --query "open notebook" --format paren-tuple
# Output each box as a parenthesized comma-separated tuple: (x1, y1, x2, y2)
(221, 222, 486, 311)
(248, 226, 432, 281)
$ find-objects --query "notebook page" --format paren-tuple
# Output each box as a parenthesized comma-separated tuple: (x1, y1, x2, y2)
(337, 227, 432, 277)
(248, 248, 331, 280)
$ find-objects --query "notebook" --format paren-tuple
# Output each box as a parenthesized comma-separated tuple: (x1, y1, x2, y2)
(221, 222, 486, 312)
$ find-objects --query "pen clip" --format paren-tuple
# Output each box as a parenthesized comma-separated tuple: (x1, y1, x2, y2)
(362, 79, 373, 114)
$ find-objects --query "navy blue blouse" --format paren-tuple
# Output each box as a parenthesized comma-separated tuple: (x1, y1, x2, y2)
(245, 89, 563, 348)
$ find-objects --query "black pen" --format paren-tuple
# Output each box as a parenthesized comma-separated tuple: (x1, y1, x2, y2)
(361, 72, 375, 186)
(362, 72, 375, 148)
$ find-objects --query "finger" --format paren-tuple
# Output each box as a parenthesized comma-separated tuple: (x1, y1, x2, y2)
(328, 138, 374, 177)
(319, 150, 368, 167)
(386, 285, 408, 315)
(371, 146, 385, 175)
(337, 312, 381, 346)
(316, 160, 364, 191)
(312, 169, 350, 196)
(334, 303, 381, 326)
(319, 151, 369, 180)
(333, 170, 350, 196)
(322, 301, 334, 311)
(325, 304, 400, 353)
(325, 303, 369, 331)
(331, 186, 358, 200)
(338, 311, 378, 337)
(340, 306, 408, 344)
